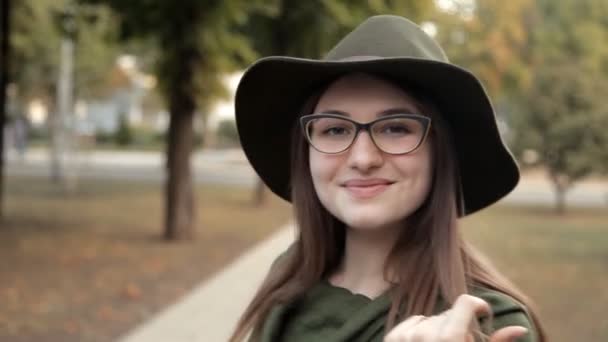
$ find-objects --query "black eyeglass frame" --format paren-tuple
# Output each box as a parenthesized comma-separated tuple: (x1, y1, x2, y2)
(300, 113, 432, 155)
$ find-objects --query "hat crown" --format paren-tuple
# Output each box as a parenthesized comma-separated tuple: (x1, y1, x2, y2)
(325, 15, 449, 63)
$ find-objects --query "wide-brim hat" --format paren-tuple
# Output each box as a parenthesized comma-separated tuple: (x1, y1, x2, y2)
(235, 15, 519, 215)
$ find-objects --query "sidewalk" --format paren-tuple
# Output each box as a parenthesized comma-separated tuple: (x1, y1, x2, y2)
(117, 224, 295, 342)
(6, 148, 258, 187)
(5, 147, 249, 167)
(111, 166, 607, 342)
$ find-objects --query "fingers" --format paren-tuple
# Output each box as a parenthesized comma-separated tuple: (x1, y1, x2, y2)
(384, 314, 445, 342)
(439, 294, 491, 340)
(384, 294, 526, 342)
(397, 315, 428, 331)
(384, 315, 428, 341)
(489, 326, 529, 342)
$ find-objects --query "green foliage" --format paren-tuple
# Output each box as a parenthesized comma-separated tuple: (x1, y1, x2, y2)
(245, 0, 434, 58)
(431, 0, 608, 212)
(130, 126, 165, 147)
(10, 0, 60, 102)
(216, 119, 240, 147)
(434, 0, 535, 100)
(94, 130, 113, 145)
(10, 0, 120, 104)
(114, 113, 133, 146)
(71, 4, 121, 99)
(507, 0, 608, 210)
(511, 63, 608, 180)
(82, 0, 264, 113)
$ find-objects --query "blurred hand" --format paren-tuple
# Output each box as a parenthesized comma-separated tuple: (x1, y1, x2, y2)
(384, 294, 528, 342)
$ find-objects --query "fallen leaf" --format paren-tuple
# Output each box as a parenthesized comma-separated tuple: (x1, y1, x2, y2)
(123, 283, 142, 300)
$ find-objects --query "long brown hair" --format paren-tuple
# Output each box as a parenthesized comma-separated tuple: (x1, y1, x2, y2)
(229, 75, 546, 342)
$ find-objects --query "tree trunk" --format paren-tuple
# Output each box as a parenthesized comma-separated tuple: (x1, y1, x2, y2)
(163, 48, 198, 241)
(164, 108, 195, 240)
(252, 178, 266, 207)
(554, 185, 566, 215)
(0, 0, 10, 222)
(198, 111, 214, 149)
(549, 172, 569, 215)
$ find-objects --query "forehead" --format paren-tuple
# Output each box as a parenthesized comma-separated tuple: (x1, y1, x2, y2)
(314, 73, 422, 114)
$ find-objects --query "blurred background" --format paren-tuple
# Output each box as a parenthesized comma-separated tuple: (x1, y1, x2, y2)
(0, 0, 607, 341)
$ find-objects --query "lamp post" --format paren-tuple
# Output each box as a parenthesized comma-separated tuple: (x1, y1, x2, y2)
(50, 4, 77, 185)
(0, 0, 12, 219)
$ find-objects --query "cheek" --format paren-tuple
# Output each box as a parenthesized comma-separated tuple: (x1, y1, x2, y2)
(413, 147, 434, 201)
(309, 150, 340, 199)
(308, 149, 322, 185)
(310, 150, 332, 182)
(309, 150, 324, 197)
(396, 145, 433, 202)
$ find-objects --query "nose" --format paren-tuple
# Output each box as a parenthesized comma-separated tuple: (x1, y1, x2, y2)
(346, 130, 384, 172)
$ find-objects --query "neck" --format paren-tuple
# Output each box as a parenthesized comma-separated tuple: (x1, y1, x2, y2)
(329, 224, 400, 298)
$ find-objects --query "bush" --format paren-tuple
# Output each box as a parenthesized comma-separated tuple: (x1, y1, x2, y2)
(217, 119, 239, 147)
(115, 114, 133, 146)
(95, 130, 114, 144)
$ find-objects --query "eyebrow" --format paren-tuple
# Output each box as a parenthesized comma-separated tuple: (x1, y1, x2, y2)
(320, 107, 420, 117)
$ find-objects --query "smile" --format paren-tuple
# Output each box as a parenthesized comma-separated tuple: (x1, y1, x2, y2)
(341, 179, 395, 199)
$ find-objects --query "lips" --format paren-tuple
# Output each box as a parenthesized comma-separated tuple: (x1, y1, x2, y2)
(341, 178, 395, 198)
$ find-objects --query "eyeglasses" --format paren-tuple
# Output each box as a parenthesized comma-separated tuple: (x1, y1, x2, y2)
(300, 113, 431, 155)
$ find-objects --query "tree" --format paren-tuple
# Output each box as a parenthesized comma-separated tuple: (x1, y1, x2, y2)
(83, 0, 261, 240)
(246, 0, 435, 206)
(511, 63, 608, 213)
(10, 0, 119, 185)
(509, 0, 608, 213)
(433, 0, 535, 104)
(0, 0, 11, 221)
(247, 0, 435, 58)
(216, 119, 239, 147)
(432, 0, 608, 213)
(114, 112, 133, 146)
(10, 0, 61, 107)
(11, 0, 118, 105)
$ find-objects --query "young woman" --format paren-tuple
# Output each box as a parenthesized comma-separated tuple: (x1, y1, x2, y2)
(230, 15, 546, 342)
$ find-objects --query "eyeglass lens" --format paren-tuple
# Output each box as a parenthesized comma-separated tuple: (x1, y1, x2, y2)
(305, 116, 426, 154)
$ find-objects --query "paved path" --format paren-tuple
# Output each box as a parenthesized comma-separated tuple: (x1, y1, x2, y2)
(6, 148, 257, 186)
(114, 179, 608, 342)
(4, 148, 605, 342)
(17, 149, 596, 341)
(500, 175, 608, 208)
(117, 225, 295, 342)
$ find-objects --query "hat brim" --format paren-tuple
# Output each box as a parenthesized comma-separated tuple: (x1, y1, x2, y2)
(235, 56, 519, 215)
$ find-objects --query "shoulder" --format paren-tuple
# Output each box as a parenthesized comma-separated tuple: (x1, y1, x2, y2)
(470, 286, 539, 342)
(471, 286, 526, 316)
(269, 243, 296, 269)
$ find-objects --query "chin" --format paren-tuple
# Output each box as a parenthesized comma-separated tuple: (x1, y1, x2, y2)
(341, 214, 402, 231)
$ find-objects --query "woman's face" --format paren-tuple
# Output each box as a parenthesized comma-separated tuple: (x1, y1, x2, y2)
(309, 73, 433, 231)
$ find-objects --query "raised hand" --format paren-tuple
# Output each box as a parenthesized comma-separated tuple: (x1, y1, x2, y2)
(384, 294, 529, 342)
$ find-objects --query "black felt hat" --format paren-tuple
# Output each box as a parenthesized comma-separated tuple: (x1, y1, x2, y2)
(235, 15, 519, 215)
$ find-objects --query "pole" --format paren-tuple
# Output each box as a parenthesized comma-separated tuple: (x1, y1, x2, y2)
(0, 0, 12, 220)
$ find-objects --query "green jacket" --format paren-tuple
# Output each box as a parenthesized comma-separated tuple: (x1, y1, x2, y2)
(252, 280, 537, 342)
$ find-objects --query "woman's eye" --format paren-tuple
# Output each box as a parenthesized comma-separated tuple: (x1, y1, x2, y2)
(321, 126, 351, 136)
(381, 124, 410, 134)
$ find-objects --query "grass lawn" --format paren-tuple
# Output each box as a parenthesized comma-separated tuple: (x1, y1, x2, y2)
(0, 177, 292, 342)
(1, 176, 606, 342)
(462, 205, 608, 342)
